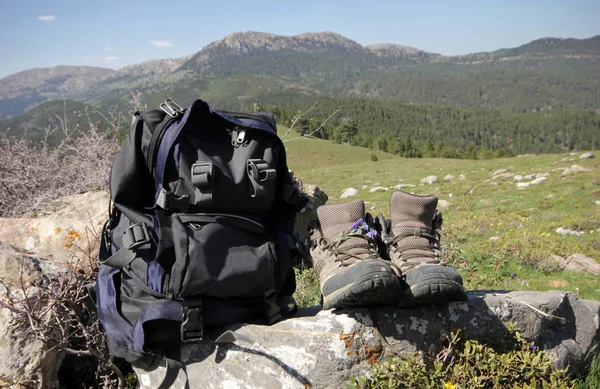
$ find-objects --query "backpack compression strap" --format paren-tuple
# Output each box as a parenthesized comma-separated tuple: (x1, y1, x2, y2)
(100, 223, 151, 268)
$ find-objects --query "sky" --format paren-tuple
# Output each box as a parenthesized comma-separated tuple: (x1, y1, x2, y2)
(1, 0, 599, 78)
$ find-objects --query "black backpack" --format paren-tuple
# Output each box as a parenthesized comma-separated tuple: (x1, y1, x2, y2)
(94, 98, 306, 382)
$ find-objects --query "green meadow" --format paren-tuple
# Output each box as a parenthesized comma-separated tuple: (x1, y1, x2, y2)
(283, 133, 600, 302)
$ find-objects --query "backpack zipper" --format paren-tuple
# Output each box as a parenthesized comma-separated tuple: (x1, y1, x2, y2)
(147, 100, 185, 175)
(218, 110, 276, 128)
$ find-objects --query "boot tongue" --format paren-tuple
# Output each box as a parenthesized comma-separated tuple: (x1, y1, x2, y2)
(317, 200, 375, 260)
(389, 191, 441, 269)
(317, 200, 366, 242)
(390, 191, 437, 235)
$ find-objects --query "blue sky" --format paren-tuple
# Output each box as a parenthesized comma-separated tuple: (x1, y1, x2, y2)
(1, 0, 599, 78)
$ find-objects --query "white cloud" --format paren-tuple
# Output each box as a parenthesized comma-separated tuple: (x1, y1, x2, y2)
(148, 40, 174, 48)
(106, 46, 113, 51)
(104, 56, 119, 61)
(37, 15, 56, 22)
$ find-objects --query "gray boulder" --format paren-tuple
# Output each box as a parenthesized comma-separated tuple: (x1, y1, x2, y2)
(0, 243, 64, 388)
(135, 291, 600, 389)
(293, 183, 328, 263)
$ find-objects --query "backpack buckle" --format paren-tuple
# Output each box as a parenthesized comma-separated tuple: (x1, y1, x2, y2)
(191, 162, 214, 206)
(160, 99, 184, 118)
(124, 223, 151, 250)
(181, 300, 203, 342)
(247, 159, 277, 198)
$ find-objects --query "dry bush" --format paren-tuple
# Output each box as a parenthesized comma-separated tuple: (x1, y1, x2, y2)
(0, 105, 124, 217)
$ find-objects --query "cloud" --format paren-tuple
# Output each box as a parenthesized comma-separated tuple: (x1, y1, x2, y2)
(37, 15, 56, 22)
(104, 56, 119, 61)
(148, 40, 174, 48)
(106, 46, 113, 51)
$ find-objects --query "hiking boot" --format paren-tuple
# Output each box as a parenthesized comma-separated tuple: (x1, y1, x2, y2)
(310, 199, 403, 310)
(383, 191, 467, 307)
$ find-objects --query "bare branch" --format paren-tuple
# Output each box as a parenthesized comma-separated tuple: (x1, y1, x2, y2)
(283, 109, 339, 143)
(281, 103, 317, 139)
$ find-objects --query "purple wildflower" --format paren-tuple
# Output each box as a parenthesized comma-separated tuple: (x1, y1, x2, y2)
(510, 272, 515, 279)
(530, 344, 539, 351)
(351, 218, 364, 230)
(367, 229, 378, 239)
(505, 281, 510, 288)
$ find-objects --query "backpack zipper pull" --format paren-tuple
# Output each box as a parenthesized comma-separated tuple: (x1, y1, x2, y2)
(236, 129, 246, 146)
(231, 129, 238, 146)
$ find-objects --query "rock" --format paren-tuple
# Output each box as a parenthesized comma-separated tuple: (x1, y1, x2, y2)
(361, 185, 368, 190)
(0, 191, 109, 271)
(596, 201, 600, 206)
(556, 227, 584, 236)
(459, 174, 466, 180)
(437, 200, 450, 209)
(514, 175, 524, 181)
(293, 184, 328, 260)
(369, 186, 388, 193)
(580, 152, 594, 159)
(562, 164, 592, 176)
(489, 236, 500, 241)
(493, 173, 513, 180)
(134, 291, 600, 388)
(549, 254, 600, 276)
(420, 176, 438, 185)
(394, 184, 415, 190)
(517, 176, 547, 188)
(0, 244, 64, 388)
(492, 168, 508, 176)
(443, 174, 455, 181)
(340, 188, 358, 199)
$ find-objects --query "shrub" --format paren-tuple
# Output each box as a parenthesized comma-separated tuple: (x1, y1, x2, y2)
(350, 329, 577, 389)
(0, 106, 124, 217)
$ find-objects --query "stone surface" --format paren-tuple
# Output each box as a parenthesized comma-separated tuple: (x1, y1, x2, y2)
(556, 227, 584, 236)
(437, 200, 450, 209)
(549, 253, 600, 276)
(135, 291, 600, 388)
(0, 191, 109, 271)
(443, 174, 455, 181)
(420, 175, 438, 185)
(579, 152, 594, 159)
(394, 184, 415, 190)
(561, 164, 592, 176)
(369, 186, 388, 193)
(0, 244, 64, 388)
(293, 183, 328, 261)
(340, 188, 358, 199)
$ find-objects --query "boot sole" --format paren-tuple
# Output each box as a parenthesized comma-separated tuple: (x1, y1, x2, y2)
(322, 261, 402, 310)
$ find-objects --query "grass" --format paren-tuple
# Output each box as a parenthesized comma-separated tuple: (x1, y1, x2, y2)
(283, 133, 600, 301)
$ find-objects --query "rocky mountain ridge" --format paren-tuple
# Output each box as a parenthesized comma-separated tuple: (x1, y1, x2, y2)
(1, 31, 599, 117)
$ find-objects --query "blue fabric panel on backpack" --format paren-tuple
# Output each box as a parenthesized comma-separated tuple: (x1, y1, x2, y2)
(132, 301, 182, 354)
(154, 108, 192, 203)
(214, 111, 278, 136)
(147, 260, 164, 293)
(96, 266, 134, 348)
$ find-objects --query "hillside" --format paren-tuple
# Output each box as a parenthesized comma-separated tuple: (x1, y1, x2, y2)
(2, 32, 600, 118)
(0, 99, 108, 146)
(283, 134, 600, 300)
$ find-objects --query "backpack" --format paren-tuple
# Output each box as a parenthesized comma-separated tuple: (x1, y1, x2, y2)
(94, 98, 307, 382)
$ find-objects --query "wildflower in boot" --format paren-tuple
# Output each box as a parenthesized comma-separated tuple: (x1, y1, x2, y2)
(384, 191, 467, 307)
(310, 200, 403, 310)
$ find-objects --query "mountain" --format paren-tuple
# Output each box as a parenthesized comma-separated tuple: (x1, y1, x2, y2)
(2, 31, 600, 119)
(0, 66, 114, 118)
(0, 99, 105, 146)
